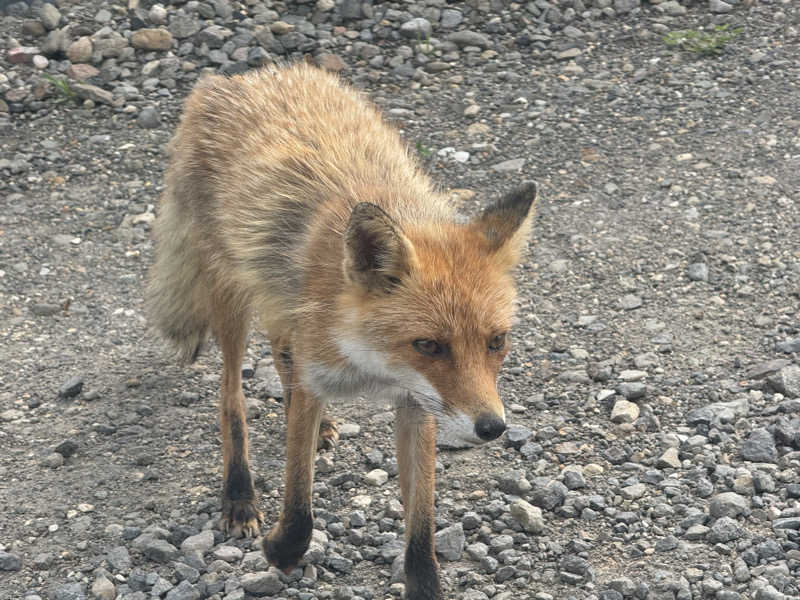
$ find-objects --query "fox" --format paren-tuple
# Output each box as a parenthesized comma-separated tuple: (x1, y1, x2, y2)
(146, 62, 537, 600)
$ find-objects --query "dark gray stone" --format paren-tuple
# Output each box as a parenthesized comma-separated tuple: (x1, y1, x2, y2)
(0, 551, 21, 571)
(137, 107, 161, 129)
(51, 583, 87, 600)
(165, 580, 200, 600)
(54, 439, 79, 458)
(740, 428, 777, 463)
(709, 492, 749, 519)
(434, 523, 465, 560)
(708, 516, 743, 543)
(446, 30, 490, 49)
(59, 376, 84, 398)
(530, 480, 568, 511)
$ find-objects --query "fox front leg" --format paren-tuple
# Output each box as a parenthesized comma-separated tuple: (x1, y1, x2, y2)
(396, 403, 442, 600)
(262, 377, 323, 573)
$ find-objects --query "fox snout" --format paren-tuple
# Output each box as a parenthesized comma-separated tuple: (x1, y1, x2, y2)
(474, 413, 506, 442)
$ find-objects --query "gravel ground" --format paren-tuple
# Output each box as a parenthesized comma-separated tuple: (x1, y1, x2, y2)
(1, 0, 799, 599)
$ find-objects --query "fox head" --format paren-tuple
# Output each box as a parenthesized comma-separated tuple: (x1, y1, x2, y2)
(338, 183, 537, 447)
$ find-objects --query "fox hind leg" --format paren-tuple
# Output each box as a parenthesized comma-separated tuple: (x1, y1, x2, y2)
(215, 292, 263, 538)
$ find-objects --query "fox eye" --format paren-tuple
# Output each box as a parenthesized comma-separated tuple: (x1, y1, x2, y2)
(413, 339, 443, 357)
(488, 333, 507, 352)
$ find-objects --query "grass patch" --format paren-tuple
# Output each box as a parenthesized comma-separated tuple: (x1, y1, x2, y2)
(415, 140, 432, 159)
(663, 24, 743, 56)
(41, 73, 77, 102)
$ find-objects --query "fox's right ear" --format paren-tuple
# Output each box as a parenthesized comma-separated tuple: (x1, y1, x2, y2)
(344, 203, 417, 293)
(472, 181, 537, 269)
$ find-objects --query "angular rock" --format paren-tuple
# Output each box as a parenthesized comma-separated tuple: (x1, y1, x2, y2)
(0, 551, 21, 571)
(106, 545, 131, 572)
(73, 83, 114, 105)
(740, 428, 777, 463)
(51, 582, 86, 600)
(617, 382, 646, 400)
(364, 468, 388, 486)
(181, 530, 214, 555)
(434, 523, 465, 560)
(710, 0, 733, 13)
(59, 376, 84, 398)
(776, 338, 800, 354)
(169, 15, 201, 39)
(768, 364, 800, 398)
(91, 575, 115, 600)
(165, 580, 201, 600)
(197, 25, 232, 49)
(611, 399, 639, 423)
(213, 545, 243, 563)
(400, 18, 432, 39)
(9, 46, 40, 64)
(241, 571, 283, 595)
(530, 480, 568, 511)
(709, 492, 749, 519)
(510, 499, 544, 534)
(657, 447, 681, 469)
(708, 516, 743, 543)
(491, 158, 525, 172)
(504, 425, 533, 449)
(142, 538, 179, 562)
(65, 36, 92, 63)
(687, 262, 708, 282)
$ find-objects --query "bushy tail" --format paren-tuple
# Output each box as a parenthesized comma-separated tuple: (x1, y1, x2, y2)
(146, 194, 210, 364)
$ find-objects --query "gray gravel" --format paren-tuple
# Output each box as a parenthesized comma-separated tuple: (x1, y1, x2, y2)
(2, 0, 800, 599)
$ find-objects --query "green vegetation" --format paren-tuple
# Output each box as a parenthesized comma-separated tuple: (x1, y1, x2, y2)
(663, 24, 743, 56)
(415, 140, 432, 159)
(41, 73, 76, 101)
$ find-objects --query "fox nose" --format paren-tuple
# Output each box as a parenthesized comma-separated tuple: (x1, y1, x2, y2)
(474, 414, 506, 442)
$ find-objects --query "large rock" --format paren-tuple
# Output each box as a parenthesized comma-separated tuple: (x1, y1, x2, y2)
(434, 523, 465, 560)
(686, 397, 748, 426)
(768, 364, 800, 398)
(66, 37, 92, 63)
(709, 492, 749, 519)
(0, 551, 21, 571)
(72, 83, 113, 105)
(510, 499, 545, 534)
(39, 3, 61, 30)
(131, 28, 173, 50)
(180, 530, 214, 555)
(91, 575, 115, 600)
(400, 18, 432, 39)
(740, 428, 777, 463)
(611, 399, 640, 423)
(241, 570, 283, 595)
(446, 30, 490, 49)
(708, 517, 743, 543)
(169, 14, 201, 39)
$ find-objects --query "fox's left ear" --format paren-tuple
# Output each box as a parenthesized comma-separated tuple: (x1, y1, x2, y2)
(344, 202, 417, 293)
(472, 181, 537, 268)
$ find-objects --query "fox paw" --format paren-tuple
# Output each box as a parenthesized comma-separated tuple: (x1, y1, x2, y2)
(220, 499, 263, 538)
(263, 513, 312, 575)
(317, 416, 339, 450)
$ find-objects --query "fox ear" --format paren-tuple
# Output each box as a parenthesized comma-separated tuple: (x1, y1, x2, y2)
(473, 181, 537, 268)
(344, 203, 417, 292)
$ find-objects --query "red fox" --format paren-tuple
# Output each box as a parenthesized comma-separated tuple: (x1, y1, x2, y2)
(147, 62, 536, 600)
